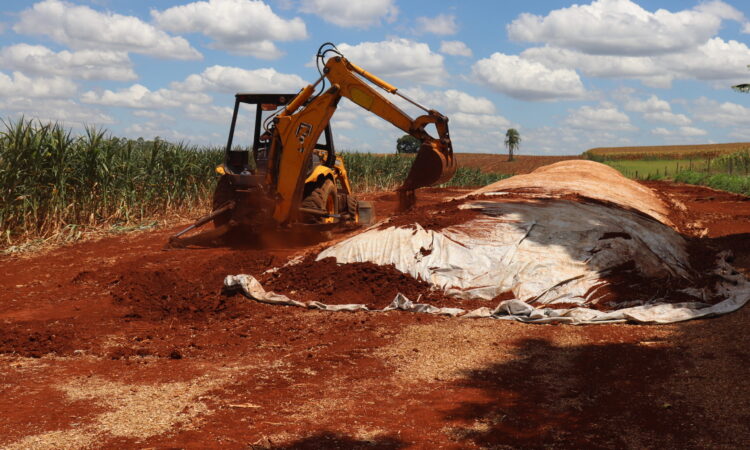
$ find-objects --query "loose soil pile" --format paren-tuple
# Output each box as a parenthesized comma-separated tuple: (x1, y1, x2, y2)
(262, 256, 442, 309)
(260, 256, 501, 310)
(380, 196, 483, 231)
(110, 250, 278, 320)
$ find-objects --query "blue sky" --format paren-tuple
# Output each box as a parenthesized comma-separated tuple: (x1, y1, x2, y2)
(1, 0, 750, 155)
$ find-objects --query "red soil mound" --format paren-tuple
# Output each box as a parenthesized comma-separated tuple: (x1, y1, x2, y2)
(380, 196, 489, 231)
(0, 321, 78, 358)
(109, 250, 278, 320)
(261, 256, 444, 309)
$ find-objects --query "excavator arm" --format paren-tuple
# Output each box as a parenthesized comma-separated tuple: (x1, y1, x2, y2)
(167, 44, 456, 246)
(267, 45, 456, 223)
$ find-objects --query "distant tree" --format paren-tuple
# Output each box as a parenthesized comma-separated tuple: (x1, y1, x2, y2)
(504, 128, 521, 162)
(396, 134, 421, 154)
(732, 65, 750, 93)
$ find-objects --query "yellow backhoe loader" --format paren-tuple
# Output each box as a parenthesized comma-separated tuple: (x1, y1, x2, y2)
(169, 43, 456, 246)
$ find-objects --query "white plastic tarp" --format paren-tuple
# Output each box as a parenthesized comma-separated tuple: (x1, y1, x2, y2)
(227, 161, 750, 324)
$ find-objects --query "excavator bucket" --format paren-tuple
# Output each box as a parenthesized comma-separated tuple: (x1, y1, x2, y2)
(397, 141, 457, 211)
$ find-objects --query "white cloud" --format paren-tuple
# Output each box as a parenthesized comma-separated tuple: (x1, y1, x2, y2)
(14, 0, 201, 60)
(133, 110, 174, 122)
(331, 119, 356, 130)
(694, 1, 745, 22)
(81, 84, 212, 109)
(524, 125, 633, 155)
(643, 111, 692, 126)
(439, 40, 472, 57)
(451, 112, 512, 130)
(663, 38, 750, 85)
(326, 86, 511, 154)
(299, 0, 397, 28)
(77, 65, 305, 140)
(521, 37, 750, 88)
(171, 65, 305, 93)
(624, 95, 670, 113)
(564, 104, 636, 131)
(185, 103, 235, 123)
(525, 126, 583, 155)
(652, 126, 707, 137)
(124, 121, 208, 143)
(507, 0, 741, 56)
(729, 128, 750, 140)
(415, 14, 457, 35)
(337, 39, 447, 86)
(0, 44, 135, 81)
(400, 87, 495, 115)
(0, 71, 76, 98)
(0, 97, 114, 125)
(364, 115, 392, 131)
(152, 0, 307, 59)
(471, 52, 586, 101)
(691, 97, 750, 126)
(521, 46, 670, 88)
(624, 95, 691, 126)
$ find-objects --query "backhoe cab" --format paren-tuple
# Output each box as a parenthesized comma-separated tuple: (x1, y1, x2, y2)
(216, 93, 366, 229)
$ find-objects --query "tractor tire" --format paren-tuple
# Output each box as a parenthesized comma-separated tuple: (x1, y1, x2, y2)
(212, 175, 234, 228)
(346, 195, 358, 222)
(301, 179, 338, 224)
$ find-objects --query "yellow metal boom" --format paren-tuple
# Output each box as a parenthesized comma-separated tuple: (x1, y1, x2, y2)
(268, 50, 456, 223)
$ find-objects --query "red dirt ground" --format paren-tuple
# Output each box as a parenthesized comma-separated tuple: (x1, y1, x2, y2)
(1, 182, 749, 448)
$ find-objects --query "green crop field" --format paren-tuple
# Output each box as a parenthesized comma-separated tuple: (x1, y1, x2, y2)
(342, 152, 507, 192)
(585, 142, 750, 160)
(0, 119, 223, 248)
(0, 118, 506, 249)
(603, 159, 707, 179)
(584, 143, 750, 196)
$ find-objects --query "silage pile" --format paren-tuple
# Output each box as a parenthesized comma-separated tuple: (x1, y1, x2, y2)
(227, 161, 750, 324)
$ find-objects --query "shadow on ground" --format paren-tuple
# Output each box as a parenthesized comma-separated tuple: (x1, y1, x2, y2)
(266, 431, 405, 449)
(444, 307, 750, 449)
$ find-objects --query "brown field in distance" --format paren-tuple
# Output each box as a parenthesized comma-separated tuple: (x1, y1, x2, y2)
(456, 153, 580, 174)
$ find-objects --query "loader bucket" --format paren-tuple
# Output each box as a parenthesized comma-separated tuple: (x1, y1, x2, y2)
(400, 141, 456, 190)
(397, 141, 456, 211)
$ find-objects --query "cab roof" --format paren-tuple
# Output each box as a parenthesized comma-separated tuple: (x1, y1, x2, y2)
(235, 93, 297, 105)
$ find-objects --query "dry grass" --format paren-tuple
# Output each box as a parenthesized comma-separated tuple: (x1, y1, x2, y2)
(375, 321, 519, 382)
(3, 364, 258, 448)
(61, 376, 219, 439)
(4, 430, 96, 450)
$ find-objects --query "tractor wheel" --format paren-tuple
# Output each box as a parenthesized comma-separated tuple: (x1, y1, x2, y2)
(212, 175, 234, 228)
(346, 195, 359, 223)
(301, 179, 338, 224)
